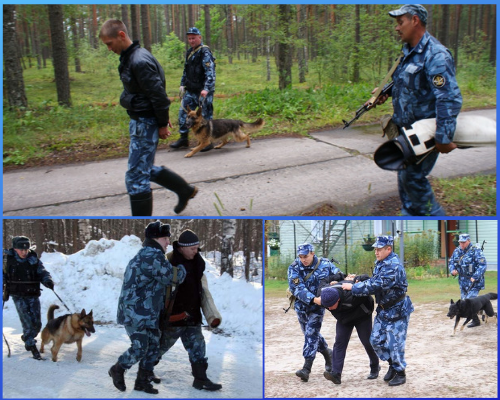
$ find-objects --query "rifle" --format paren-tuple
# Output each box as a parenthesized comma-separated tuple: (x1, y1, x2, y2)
(342, 81, 394, 129)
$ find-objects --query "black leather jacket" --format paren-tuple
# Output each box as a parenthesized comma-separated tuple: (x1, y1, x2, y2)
(118, 41, 170, 127)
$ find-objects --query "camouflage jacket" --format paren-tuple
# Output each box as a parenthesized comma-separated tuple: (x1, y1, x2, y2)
(448, 243, 486, 290)
(391, 31, 462, 144)
(117, 238, 181, 330)
(288, 256, 341, 312)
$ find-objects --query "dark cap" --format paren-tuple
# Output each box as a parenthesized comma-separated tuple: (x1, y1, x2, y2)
(145, 221, 171, 239)
(321, 287, 340, 308)
(13, 236, 31, 250)
(187, 27, 201, 35)
(178, 229, 200, 247)
(389, 4, 428, 25)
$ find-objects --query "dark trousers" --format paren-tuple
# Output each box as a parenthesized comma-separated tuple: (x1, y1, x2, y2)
(332, 317, 379, 375)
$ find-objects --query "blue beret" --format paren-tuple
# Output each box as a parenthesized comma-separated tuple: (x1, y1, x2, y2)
(297, 243, 314, 255)
(372, 235, 394, 248)
(321, 287, 340, 308)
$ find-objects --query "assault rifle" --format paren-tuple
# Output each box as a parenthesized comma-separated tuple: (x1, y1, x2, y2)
(342, 81, 394, 129)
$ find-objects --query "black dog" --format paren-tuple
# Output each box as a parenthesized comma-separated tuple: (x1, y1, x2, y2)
(447, 292, 497, 335)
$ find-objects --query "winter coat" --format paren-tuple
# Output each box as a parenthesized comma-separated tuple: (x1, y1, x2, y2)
(117, 238, 182, 330)
(118, 41, 171, 127)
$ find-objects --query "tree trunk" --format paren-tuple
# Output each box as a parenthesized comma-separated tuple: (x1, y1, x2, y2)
(489, 5, 496, 65)
(297, 5, 307, 83)
(220, 219, 236, 277)
(141, 4, 152, 52)
(204, 5, 211, 47)
(453, 5, 461, 67)
(47, 5, 72, 107)
(440, 5, 450, 47)
(276, 4, 292, 90)
(225, 5, 234, 64)
(130, 5, 141, 42)
(3, 5, 28, 108)
(70, 15, 82, 73)
(121, 5, 130, 32)
(352, 5, 361, 83)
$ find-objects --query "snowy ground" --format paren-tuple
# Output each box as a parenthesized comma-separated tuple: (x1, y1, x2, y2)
(2, 236, 263, 398)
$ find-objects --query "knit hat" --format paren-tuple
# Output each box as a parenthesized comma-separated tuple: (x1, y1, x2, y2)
(145, 221, 171, 239)
(12, 236, 31, 250)
(178, 229, 200, 247)
(321, 287, 340, 308)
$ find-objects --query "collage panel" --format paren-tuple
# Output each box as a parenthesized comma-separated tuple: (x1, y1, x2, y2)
(264, 219, 498, 397)
(2, 218, 263, 398)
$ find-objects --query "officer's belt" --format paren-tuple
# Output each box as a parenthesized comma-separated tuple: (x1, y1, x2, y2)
(379, 295, 406, 310)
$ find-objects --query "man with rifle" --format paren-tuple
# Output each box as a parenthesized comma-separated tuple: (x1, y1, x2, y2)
(449, 233, 487, 328)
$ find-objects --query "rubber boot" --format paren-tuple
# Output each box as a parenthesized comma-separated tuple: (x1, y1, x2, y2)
(108, 362, 126, 392)
(295, 358, 314, 382)
(169, 133, 189, 149)
(383, 358, 397, 382)
(388, 370, 406, 386)
(129, 192, 153, 216)
(150, 167, 198, 214)
(467, 314, 481, 328)
(191, 361, 222, 391)
(27, 345, 42, 360)
(320, 348, 333, 373)
(134, 368, 159, 394)
(323, 371, 341, 384)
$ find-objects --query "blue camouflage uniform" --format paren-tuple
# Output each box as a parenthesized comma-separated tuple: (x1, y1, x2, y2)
(288, 244, 341, 361)
(390, 29, 462, 216)
(351, 236, 414, 373)
(116, 237, 186, 372)
(179, 36, 216, 137)
(448, 234, 486, 299)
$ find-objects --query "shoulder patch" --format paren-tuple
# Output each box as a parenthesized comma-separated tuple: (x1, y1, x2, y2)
(205, 62, 211, 67)
(480, 258, 486, 263)
(293, 278, 300, 285)
(432, 74, 446, 88)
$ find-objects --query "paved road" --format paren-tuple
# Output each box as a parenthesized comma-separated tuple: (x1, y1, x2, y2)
(3, 109, 496, 217)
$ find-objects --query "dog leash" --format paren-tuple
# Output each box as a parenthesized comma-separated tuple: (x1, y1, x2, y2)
(52, 289, 71, 312)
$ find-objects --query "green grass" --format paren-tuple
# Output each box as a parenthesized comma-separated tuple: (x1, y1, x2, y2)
(265, 271, 498, 304)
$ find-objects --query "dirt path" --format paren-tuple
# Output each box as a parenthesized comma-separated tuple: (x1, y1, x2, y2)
(265, 298, 498, 398)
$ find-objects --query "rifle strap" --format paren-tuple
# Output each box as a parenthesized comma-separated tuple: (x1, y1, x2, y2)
(304, 258, 321, 282)
(368, 52, 404, 105)
(164, 267, 178, 308)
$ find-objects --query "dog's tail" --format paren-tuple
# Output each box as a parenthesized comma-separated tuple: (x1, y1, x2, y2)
(241, 118, 265, 133)
(487, 293, 498, 300)
(47, 304, 60, 321)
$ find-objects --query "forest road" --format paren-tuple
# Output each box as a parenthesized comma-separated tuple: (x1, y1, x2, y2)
(3, 109, 496, 217)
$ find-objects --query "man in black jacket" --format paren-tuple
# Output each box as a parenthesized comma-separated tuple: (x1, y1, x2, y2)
(156, 229, 222, 391)
(314, 280, 379, 385)
(3, 236, 54, 360)
(99, 20, 197, 216)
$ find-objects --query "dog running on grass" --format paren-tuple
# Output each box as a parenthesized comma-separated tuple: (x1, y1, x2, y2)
(446, 292, 497, 335)
(40, 304, 95, 362)
(183, 106, 265, 158)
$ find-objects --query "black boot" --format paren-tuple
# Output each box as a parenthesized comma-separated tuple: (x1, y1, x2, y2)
(295, 358, 314, 382)
(27, 345, 42, 360)
(134, 368, 159, 394)
(467, 315, 481, 328)
(191, 361, 222, 391)
(320, 348, 333, 372)
(367, 365, 381, 379)
(383, 359, 397, 382)
(200, 143, 214, 152)
(388, 370, 406, 386)
(323, 371, 341, 384)
(144, 369, 161, 384)
(129, 192, 153, 216)
(169, 135, 189, 149)
(108, 362, 127, 392)
(150, 167, 198, 214)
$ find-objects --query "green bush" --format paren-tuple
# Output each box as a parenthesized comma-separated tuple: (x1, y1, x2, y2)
(396, 230, 440, 268)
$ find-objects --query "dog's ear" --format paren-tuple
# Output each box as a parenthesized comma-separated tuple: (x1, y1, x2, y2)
(80, 309, 87, 317)
(450, 299, 454, 304)
(89, 310, 93, 316)
(187, 105, 192, 112)
(196, 107, 202, 116)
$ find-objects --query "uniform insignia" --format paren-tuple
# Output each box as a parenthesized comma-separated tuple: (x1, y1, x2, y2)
(293, 278, 299, 285)
(205, 62, 211, 67)
(432, 74, 446, 88)
(480, 258, 486, 263)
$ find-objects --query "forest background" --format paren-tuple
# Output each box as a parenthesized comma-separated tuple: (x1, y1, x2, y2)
(3, 4, 496, 169)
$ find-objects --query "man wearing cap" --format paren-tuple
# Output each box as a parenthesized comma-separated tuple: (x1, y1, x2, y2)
(155, 229, 222, 391)
(2, 236, 54, 360)
(109, 221, 186, 394)
(342, 236, 413, 386)
(376, 4, 462, 216)
(99, 20, 197, 216)
(288, 243, 344, 382)
(313, 281, 378, 385)
(170, 27, 216, 152)
(449, 233, 487, 327)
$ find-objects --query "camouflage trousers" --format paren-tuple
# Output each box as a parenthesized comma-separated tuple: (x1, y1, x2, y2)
(397, 150, 446, 216)
(158, 325, 207, 364)
(295, 308, 328, 360)
(460, 285, 481, 300)
(178, 90, 214, 135)
(370, 314, 410, 372)
(12, 296, 42, 348)
(118, 325, 161, 371)
(126, 117, 165, 196)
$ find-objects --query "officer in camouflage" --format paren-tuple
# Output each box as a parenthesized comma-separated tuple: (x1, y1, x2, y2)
(108, 221, 186, 395)
(343, 236, 414, 386)
(377, 4, 463, 216)
(3, 236, 54, 360)
(288, 243, 344, 382)
(449, 233, 487, 327)
(170, 27, 216, 152)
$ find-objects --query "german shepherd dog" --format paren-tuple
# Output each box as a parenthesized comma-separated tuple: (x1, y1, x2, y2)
(40, 304, 95, 362)
(184, 106, 265, 158)
(447, 292, 497, 335)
